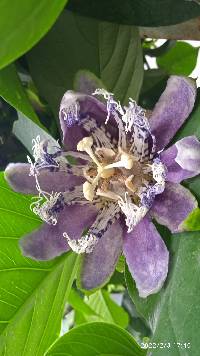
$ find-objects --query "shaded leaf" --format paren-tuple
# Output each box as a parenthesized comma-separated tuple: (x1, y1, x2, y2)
(67, 0, 200, 27)
(27, 10, 143, 117)
(0, 64, 41, 126)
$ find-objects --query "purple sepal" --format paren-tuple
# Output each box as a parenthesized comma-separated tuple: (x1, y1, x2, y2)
(78, 220, 123, 291)
(161, 139, 199, 183)
(151, 182, 197, 232)
(5, 163, 83, 194)
(20, 204, 98, 260)
(150, 76, 196, 150)
(123, 215, 169, 298)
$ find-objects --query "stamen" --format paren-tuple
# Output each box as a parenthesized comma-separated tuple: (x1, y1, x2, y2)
(104, 152, 135, 170)
(77, 137, 101, 167)
(83, 181, 95, 202)
(125, 175, 137, 193)
(96, 189, 120, 201)
(83, 169, 103, 201)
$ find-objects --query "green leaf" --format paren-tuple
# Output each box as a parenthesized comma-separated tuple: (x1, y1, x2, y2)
(13, 112, 57, 154)
(27, 10, 143, 117)
(68, 289, 95, 317)
(175, 89, 200, 141)
(157, 42, 199, 76)
(152, 232, 200, 355)
(125, 232, 200, 355)
(46, 322, 146, 356)
(67, 0, 200, 27)
(0, 0, 68, 69)
(139, 69, 168, 109)
(125, 264, 161, 326)
(69, 289, 129, 328)
(0, 64, 42, 126)
(182, 207, 200, 231)
(0, 173, 79, 355)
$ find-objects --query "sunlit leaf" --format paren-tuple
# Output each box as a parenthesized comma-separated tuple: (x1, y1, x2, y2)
(157, 42, 199, 76)
(46, 322, 146, 356)
(27, 10, 143, 117)
(0, 64, 41, 126)
(0, 0, 68, 69)
(0, 173, 79, 355)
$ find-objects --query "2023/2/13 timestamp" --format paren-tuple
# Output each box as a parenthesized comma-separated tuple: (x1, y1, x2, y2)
(141, 342, 191, 349)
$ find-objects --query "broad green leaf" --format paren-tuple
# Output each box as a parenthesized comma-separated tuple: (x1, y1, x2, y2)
(157, 42, 199, 76)
(67, 0, 200, 27)
(0, 64, 42, 126)
(125, 264, 161, 327)
(68, 289, 129, 328)
(182, 207, 200, 231)
(13, 112, 58, 154)
(0, 0, 68, 69)
(46, 322, 146, 356)
(0, 173, 79, 355)
(152, 232, 200, 355)
(27, 10, 143, 117)
(125, 232, 200, 355)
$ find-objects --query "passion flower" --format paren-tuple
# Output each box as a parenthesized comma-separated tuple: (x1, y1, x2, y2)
(5, 76, 200, 297)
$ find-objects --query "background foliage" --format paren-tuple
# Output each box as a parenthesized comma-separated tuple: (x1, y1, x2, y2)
(0, 1, 200, 355)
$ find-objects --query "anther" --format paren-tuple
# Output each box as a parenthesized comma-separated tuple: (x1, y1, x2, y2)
(77, 137, 102, 167)
(83, 181, 95, 201)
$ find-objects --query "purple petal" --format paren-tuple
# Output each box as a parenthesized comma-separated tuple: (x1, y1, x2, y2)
(151, 182, 197, 232)
(78, 220, 123, 291)
(161, 136, 200, 183)
(20, 204, 98, 260)
(123, 215, 169, 298)
(5, 163, 83, 194)
(59, 91, 117, 150)
(150, 76, 196, 150)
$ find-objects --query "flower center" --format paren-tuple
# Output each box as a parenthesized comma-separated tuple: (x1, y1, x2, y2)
(76, 135, 165, 216)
